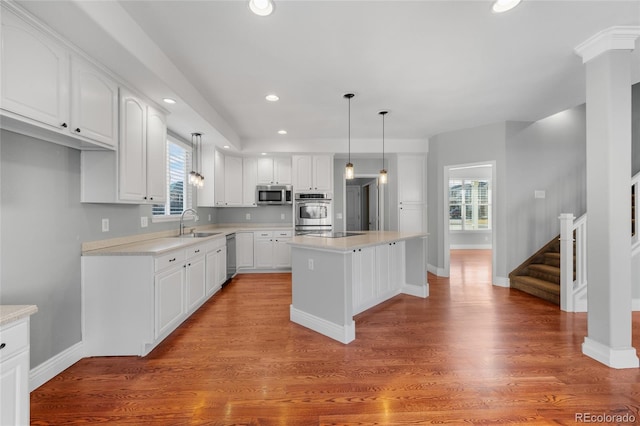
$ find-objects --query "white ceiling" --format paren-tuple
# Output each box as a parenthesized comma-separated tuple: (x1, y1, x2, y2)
(16, 0, 640, 154)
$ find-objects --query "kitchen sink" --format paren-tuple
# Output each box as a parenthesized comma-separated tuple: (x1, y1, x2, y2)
(177, 232, 221, 238)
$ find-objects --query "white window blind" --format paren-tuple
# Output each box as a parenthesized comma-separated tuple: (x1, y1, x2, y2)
(152, 139, 192, 216)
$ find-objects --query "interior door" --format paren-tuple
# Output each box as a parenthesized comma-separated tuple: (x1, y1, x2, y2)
(346, 185, 361, 231)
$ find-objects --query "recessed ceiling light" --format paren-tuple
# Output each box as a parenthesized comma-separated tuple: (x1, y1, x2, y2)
(265, 94, 279, 102)
(223, 145, 230, 149)
(249, 0, 274, 16)
(261, 152, 267, 156)
(163, 98, 176, 104)
(492, 0, 521, 13)
(278, 130, 287, 135)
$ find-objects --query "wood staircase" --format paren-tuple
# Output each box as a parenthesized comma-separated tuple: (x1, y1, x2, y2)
(509, 236, 569, 305)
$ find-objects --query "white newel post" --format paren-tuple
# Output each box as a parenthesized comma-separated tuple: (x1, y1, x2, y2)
(559, 214, 575, 312)
(575, 27, 640, 369)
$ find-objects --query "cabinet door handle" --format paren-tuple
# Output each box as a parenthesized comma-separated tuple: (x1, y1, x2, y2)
(188, 263, 191, 267)
(169, 258, 176, 262)
(143, 196, 148, 200)
(149, 197, 153, 201)
(0, 343, 5, 350)
(61, 122, 68, 128)
(75, 128, 81, 133)
(195, 249, 200, 253)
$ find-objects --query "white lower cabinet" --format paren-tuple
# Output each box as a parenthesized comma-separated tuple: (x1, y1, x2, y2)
(205, 237, 227, 295)
(83, 237, 226, 357)
(154, 265, 186, 339)
(253, 230, 293, 269)
(352, 241, 405, 315)
(236, 232, 254, 269)
(0, 317, 31, 426)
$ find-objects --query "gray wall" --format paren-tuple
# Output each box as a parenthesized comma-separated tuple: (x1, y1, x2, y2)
(505, 105, 587, 273)
(633, 83, 640, 175)
(0, 130, 216, 367)
(427, 123, 509, 280)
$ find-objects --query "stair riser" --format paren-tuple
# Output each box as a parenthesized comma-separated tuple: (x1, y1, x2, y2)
(511, 282, 560, 305)
(529, 270, 560, 285)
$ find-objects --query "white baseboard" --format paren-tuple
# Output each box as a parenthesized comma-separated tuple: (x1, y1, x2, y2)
(450, 244, 492, 249)
(289, 305, 355, 344)
(582, 337, 639, 369)
(402, 283, 429, 298)
(493, 275, 510, 288)
(633, 298, 640, 311)
(30, 341, 84, 391)
(427, 264, 448, 277)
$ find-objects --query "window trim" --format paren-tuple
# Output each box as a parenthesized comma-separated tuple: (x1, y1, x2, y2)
(151, 135, 193, 223)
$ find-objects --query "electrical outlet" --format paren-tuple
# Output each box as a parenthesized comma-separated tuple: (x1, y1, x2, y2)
(141, 216, 148, 228)
(246, 213, 251, 220)
(281, 213, 285, 220)
(101, 218, 109, 232)
(308, 259, 314, 270)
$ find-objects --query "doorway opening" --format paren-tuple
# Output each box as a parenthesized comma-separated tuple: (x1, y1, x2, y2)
(443, 162, 496, 285)
(346, 177, 379, 231)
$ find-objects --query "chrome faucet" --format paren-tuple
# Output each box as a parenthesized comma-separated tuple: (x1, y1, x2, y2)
(179, 209, 199, 236)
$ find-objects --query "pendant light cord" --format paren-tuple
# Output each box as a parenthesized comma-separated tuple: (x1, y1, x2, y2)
(348, 96, 351, 165)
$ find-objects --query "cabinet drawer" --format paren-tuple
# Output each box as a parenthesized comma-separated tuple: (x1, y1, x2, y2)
(204, 237, 226, 252)
(186, 244, 206, 259)
(155, 250, 186, 272)
(0, 319, 29, 361)
(254, 230, 273, 239)
(274, 230, 293, 238)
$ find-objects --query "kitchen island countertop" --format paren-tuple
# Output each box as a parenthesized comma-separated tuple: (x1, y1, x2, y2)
(289, 230, 427, 252)
(0, 305, 38, 326)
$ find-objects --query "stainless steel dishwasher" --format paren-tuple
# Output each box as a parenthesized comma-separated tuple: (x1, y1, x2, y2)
(225, 233, 237, 283)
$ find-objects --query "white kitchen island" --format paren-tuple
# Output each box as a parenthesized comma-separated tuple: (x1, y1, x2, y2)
(289, 231, 428, 343)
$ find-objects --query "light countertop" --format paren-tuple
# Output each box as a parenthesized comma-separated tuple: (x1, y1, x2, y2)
(83, 225, 292, 256)
(0, 305, 38, 326)
(289, 231, 427, 252)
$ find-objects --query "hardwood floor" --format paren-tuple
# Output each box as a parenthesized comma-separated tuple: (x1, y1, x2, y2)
(31, 250, 640, 425)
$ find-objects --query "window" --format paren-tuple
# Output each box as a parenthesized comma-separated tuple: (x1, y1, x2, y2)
(152, 138, 192, 218)
(449, 179, 491, 231)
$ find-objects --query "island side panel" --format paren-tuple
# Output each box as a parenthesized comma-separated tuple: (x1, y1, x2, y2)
(290, 247, 355, 343)
(403, 236, 429, 298)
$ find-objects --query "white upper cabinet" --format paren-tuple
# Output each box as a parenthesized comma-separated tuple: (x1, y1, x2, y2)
(214, 150, 225, 206)
(1, 6, 118, 150)
(145, 105, 168, 203)
(1, 7, 69, 130)
(224, 155, 243, 206)
(70, 56, 118, 148)
(243, 157, 258, 206)
(397, 155, 425, 204)
(119, 91, 147, 202)
(257, 156, 291, 184)
(122, 97, 166, 204)
(292, 155, 333, 192)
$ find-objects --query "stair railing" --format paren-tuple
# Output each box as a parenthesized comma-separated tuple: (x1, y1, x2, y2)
(559, 213, 587, 312)
(560, 172, 640, 313)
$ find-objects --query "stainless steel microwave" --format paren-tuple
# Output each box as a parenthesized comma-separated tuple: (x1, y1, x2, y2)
(256, 184, 293, 205)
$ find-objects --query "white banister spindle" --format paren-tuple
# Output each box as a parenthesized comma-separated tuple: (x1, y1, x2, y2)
(559, 213, 575, 312)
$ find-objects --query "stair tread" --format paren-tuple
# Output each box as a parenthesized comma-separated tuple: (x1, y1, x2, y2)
(544, 252, 560, 259)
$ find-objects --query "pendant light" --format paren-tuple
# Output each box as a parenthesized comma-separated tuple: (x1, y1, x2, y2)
(379, 111, 388, 184)
(344, 93, 355, 180)
(249, 0, 274, 16)
(189, 132, 205, 188)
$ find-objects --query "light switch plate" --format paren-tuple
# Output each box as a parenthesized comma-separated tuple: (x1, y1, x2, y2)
(141, 216, 148, 228)
(534, 190, 546, 199)
(101, 218, 109, 232)
(246, 213, 251, 220)
(281, 213, 285, 220)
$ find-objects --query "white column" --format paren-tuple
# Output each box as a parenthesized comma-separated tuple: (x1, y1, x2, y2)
(575, 27, 640, 368)
(559, 213, 575, 312)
